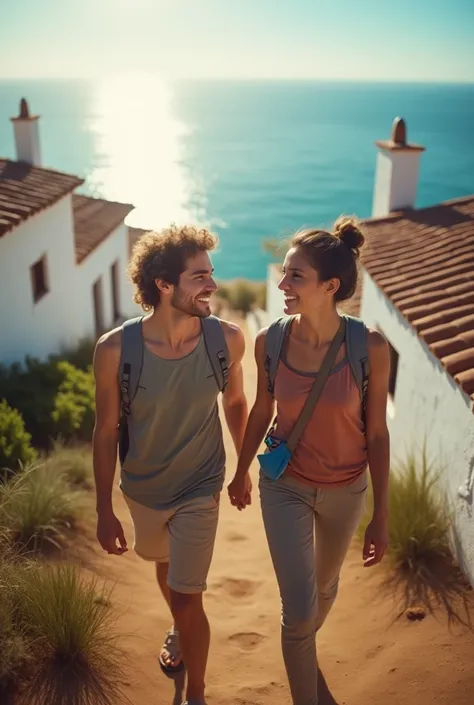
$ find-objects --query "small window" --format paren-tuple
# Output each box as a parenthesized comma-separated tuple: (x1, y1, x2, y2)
(93, 277, 105, 337)
(388, 340, 399, 398)
(30, 255, 49, 303)
(111, 260, 120, 322)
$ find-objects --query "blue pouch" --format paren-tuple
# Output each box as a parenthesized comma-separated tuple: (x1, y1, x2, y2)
(257, 435, 291, 481)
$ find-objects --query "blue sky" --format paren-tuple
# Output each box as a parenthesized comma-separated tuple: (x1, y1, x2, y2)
(1, 0, 473, 82)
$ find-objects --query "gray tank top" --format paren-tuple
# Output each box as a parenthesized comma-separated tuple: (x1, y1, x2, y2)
(119, 333, 226, 510)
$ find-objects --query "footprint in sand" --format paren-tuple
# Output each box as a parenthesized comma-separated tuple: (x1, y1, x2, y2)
(229, 632, 266, 651)
(225, 531, 247, 542)
(212, 577, 260, 599)
(365, 644, 385, 659)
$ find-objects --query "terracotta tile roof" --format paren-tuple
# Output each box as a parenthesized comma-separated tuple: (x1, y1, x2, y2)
(360, 194, 474, 402)
(0, 159, 83, 237)
(73, 194, 134, 263)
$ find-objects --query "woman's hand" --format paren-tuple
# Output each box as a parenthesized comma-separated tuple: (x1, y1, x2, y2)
(363, 514, 388, 567)
(227, 472, 253, 511)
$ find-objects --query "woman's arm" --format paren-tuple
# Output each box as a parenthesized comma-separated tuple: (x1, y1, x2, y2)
(363, 328, 391, 567)
(227, 328, 275, 508)
(235, 328, 275, 476)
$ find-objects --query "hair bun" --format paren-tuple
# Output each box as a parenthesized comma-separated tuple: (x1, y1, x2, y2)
(333, 216, 365, 258)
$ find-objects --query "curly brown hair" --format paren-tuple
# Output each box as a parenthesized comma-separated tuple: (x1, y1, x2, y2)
(127, 224, 218, 311)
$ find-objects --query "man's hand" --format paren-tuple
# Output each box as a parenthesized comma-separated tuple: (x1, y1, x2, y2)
(363, 514, 388, 567)
(97, 509, 128, 555)
(227, 472, 252, 511)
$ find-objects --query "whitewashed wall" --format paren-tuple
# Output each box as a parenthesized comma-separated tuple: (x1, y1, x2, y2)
(75, 222, 141, 340)
(263, 262, 474, 584)
(0, 196, 81, 364)
(0, 202, 142, 366)
(266, 264, 285, 323)
(360, 272, 474, 584)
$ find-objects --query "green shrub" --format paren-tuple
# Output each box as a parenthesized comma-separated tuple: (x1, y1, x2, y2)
(216, 282, 231, 303)
(0, 555, 32, 702)
(0, 462, 82, 553)
(21, 564, 124, 705)
(0, 358, 95, 449)
(46, 441, 92, 489)
(51, 362, 95, 443)
(0, 358, 63, 449)
(52, 336, 97, 372)
(217, 279, 267, 315)
(0, 400, 37, 472)
(0, 557, 125, 705)
(359, 444, 452, 579)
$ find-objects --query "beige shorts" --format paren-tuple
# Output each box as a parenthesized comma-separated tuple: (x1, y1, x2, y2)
(122, 493, 220, 594)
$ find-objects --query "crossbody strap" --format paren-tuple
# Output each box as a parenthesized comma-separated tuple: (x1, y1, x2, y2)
(286, 317, 346, 454)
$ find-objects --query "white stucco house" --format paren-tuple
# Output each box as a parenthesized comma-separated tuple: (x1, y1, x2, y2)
(0, 99, 144, 365)
(264, 117, 474, 585)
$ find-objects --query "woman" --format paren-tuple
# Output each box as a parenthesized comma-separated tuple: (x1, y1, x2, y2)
(227, 216, 390, 705)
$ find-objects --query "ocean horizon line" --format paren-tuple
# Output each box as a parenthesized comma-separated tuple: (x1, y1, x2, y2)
(1, 76, 473, 88)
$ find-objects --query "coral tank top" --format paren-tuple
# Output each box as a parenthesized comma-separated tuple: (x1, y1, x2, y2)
(272, 349, 367, 487)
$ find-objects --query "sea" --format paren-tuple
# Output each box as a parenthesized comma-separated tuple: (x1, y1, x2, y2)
(0, 77, 473, 280)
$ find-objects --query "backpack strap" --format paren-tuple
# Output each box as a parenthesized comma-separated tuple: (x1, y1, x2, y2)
(117, 316, 144, 465)
(264, 316, 294, 396)
(119, 316, 145, 416)
(344, 314, 370, 427)
(201, 315, 229, 393)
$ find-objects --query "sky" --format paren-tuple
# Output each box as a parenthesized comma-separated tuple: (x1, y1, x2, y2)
(1, 0, 473, 83)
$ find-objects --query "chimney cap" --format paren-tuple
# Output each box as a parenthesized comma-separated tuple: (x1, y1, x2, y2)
(10, 97, 40, 122)
(375, 117, 425, 153)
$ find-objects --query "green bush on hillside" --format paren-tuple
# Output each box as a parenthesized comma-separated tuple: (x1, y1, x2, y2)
(0, 358, 64, 448)
(51, 362, 95, 443)
(0, 400, 37, 472)
(20, 564, 124, 705)
(0, 554, 33, 702)
(46, 440, 92, 489)
(51, 336, 97, 372)
(0, 462, 82, 553)
(0, 357, 95, 449)
(217, 279, 266, 314)
(359, 444, 452, 579)
(0, 557, 125, 705)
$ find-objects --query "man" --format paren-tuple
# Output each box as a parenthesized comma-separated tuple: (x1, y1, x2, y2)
(92, 224, 248, 705)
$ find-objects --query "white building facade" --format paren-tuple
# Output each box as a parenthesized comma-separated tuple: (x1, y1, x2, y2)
(361, 273, 474, 583)
(0, 99, 143, 366)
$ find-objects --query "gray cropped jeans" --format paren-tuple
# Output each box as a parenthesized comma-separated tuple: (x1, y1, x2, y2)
(259, 469, 368, 705)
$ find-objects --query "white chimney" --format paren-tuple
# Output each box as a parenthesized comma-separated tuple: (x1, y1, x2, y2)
(372, 117, 425, 218)
(10, 98, 42, 166)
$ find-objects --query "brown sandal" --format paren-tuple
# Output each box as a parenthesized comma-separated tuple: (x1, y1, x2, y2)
(159, 628, 184, 675)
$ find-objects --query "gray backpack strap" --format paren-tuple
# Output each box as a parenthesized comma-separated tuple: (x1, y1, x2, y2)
(201, 315, 229, 393)
(264, 316, 294, 396)
(344, 315, 370, 424)
(119, 316, 145, 415)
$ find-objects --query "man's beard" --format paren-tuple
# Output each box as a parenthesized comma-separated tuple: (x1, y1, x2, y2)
(171, 288, 211, 318)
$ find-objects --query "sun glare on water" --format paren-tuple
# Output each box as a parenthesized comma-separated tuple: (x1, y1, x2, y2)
(87, 72, 199, 231)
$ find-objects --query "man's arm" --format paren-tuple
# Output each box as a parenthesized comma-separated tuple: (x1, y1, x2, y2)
(92, 328, 127, 555)
(221, 321, 248, 455)
(363, 328, 391, 566)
